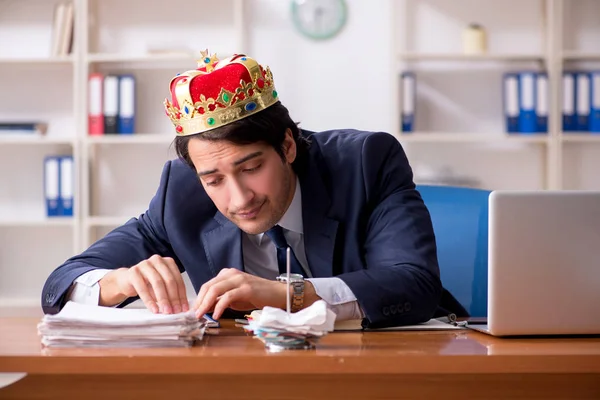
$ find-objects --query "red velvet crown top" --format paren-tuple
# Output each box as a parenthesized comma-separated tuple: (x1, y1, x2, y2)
(164, 51, 278, 136)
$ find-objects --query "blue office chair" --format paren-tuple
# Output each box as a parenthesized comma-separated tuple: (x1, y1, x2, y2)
(417, 185, 490, 317)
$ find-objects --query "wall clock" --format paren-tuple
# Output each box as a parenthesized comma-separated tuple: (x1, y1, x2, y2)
(290, 0, 348, 40)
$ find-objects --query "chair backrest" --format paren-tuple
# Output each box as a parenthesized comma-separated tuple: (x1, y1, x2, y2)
(417, 184, 490, 317)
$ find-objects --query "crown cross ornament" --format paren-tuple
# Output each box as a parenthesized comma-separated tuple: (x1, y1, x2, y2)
(197, 49, 219, 72)
(164, 50, 279, 136)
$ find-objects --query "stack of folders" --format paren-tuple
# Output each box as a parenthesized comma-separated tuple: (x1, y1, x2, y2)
(400, 72, 416, 132)
(44, 155, 73, 217)
(562, 70, 600, 133)
(38, 301, 207, 348)
(503, 71, 549, 134)
(88, 73, 136, 135)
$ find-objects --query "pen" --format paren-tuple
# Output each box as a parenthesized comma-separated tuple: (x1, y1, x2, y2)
(286, 247, 291, 315)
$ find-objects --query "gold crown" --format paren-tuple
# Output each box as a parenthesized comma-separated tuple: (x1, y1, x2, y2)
(164, 51, 279, 136)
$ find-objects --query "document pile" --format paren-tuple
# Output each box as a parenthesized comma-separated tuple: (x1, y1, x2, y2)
(244, 300, 336, 351)
(38, 301, 206, 348)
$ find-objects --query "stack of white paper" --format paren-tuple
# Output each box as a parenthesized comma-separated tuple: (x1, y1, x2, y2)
(38, 301, 206, 348)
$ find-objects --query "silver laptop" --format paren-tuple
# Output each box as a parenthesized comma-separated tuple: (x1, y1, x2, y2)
(469, 190, 600, 337)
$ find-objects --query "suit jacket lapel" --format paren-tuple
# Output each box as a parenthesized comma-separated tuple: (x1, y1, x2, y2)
(201, 211, 244, 276)
(299, 144, 339, 278)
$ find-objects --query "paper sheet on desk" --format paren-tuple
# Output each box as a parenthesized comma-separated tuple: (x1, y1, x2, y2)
(368, 319, 464, 331)
(42, 301, 199, 326)
(334, 318, 464, 331)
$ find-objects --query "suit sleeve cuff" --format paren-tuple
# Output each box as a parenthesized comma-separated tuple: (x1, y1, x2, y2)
(67, 269, 113, 305)
(306, 277, 357, 305)
(74, 269, 112, 286)
(306, 277, 365, 320)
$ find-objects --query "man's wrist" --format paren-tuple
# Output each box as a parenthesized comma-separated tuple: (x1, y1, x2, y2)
(98, 269, 128, 306)
(274, 279, 321, 311)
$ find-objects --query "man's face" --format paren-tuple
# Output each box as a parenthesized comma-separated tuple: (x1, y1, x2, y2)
(188, 130, 297, 235)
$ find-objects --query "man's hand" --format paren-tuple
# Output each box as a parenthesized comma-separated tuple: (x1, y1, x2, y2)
(192, 269, 290, 319)
(98, 255, 189, 314)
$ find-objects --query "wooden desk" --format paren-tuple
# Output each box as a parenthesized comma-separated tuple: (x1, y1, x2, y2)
(1, 318, 599, 399)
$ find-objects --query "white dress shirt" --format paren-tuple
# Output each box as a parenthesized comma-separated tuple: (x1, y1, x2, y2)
(68, 178, 364, 320)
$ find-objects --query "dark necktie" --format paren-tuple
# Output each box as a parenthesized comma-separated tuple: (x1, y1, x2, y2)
(264, 225, 306, 276)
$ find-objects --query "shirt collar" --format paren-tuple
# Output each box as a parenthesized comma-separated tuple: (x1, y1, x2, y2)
(249, 176, 303, 246)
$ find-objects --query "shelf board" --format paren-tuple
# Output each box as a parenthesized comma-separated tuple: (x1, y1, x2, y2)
(398, 53, 545, 62)
(87, 53, 196, 63)
(0, 56, 74, 65)
(394, 132, 548, 144)
(562, 51, 600, 61)
(561, 133, 600, 143)
(0, 136, 75, 145)
(0, 218, 75, 227)
(86, 216, 133, 227)
(86, 134, 174, 144)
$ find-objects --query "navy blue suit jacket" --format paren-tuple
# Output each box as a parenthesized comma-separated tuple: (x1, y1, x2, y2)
(42, 129, 445, 328)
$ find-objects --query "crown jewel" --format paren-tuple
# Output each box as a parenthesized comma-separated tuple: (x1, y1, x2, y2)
(164, 51, 279, 136)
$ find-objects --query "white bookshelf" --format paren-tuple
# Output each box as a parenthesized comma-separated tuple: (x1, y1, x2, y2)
(0, 0, 246, 315)
(394, 132, 549, 144)
(0, 56, 74, 64)
(85, 134, 173, 144)
(1, 0, 81, 320)
(398, 53, 545, 62)
(86, 53, 196, 63)
(561, 133, 600, 143)
(2, 0, 600, 315)
(0, 218, 75, 228)
(561, 51, 600, 61)
(391, 0, 600, 191)
(0, 136, 76, 145)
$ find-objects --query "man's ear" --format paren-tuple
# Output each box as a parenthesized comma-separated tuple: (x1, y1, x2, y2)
(283, 128, 297, 164)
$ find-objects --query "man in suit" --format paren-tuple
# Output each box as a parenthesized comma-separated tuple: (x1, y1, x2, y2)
(41, 52, 447, 328)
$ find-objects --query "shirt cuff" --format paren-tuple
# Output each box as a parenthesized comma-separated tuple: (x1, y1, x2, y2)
(306, 277, 365, 320)
(67, 269, 112, 305)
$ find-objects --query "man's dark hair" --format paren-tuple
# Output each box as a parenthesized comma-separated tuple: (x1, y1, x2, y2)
(173, 101, 310, 173)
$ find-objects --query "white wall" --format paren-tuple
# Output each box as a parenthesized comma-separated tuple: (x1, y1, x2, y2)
(247, 0, 395, 133)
